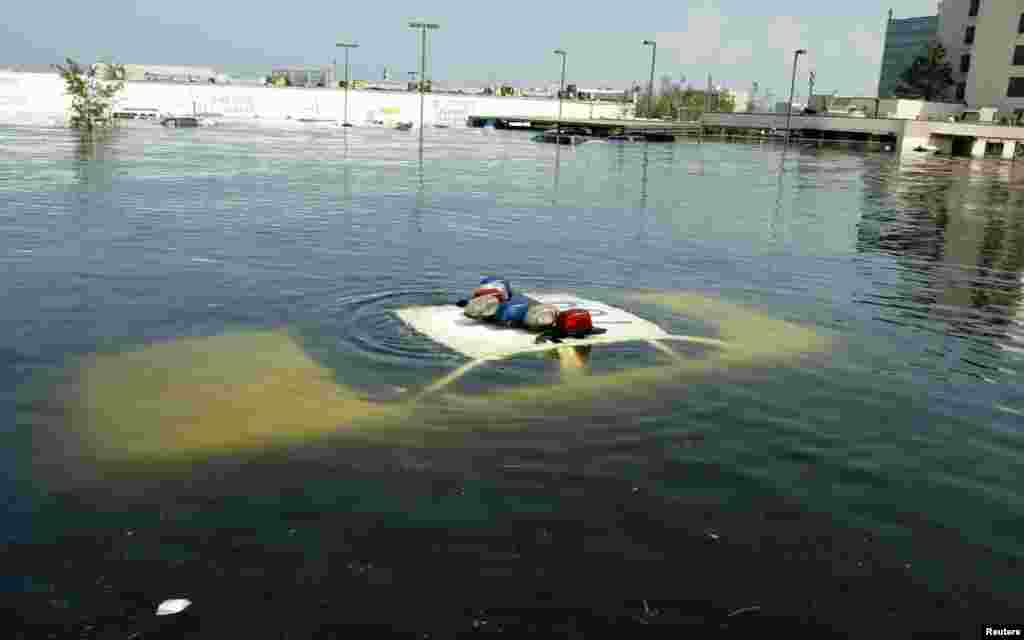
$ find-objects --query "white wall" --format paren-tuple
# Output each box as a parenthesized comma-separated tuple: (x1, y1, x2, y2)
(887, 99, 965, 120)
(0, 72, 630, 127)
(968, 0, 1024, 112)
(0, 72, 72, 125)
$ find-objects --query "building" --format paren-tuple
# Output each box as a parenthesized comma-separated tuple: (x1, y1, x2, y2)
(730, 90, 751, 112)
(121, 64, 219, 83)
(270, 67, 335, 88)
(575, 87, 631, 102)
(938, 0, 1024, 118)
(878, 13, 940, 98)
(362, 79, 418, 92)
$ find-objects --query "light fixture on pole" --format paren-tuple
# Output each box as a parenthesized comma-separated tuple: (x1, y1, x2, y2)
(642, 40, 657, 118)
(786, 48, 807, 145)
(554, 49, 566, 138)
(336, 42, 359, 127)
(409, 21, 440, 140)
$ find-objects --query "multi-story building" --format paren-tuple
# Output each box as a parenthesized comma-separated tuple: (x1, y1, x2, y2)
(939, 0, 1024, 117)
(878, 12, 940, 98)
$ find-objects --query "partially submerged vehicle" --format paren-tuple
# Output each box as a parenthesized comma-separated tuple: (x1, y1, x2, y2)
(112, 108, 160, 121)
(160, 115, 217, 128)
(46, 289, 834, 465)
(532, 127, 593, 145)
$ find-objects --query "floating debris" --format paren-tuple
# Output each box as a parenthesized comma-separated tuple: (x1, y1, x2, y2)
(156, 598, 191, 616)
(727, 605, 761, 617)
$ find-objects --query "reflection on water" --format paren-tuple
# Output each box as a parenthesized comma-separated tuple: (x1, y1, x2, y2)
(856, 157, 1024, 378)
(73, 129, 119, 188)
(2, 125, 1023, 635)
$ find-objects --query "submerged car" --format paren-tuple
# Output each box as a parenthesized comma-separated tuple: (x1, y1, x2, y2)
(532, 127, 593, 145)
(49, 289, 835, 464)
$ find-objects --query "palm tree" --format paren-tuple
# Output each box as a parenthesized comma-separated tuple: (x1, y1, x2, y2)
(895, 41, 955, 102)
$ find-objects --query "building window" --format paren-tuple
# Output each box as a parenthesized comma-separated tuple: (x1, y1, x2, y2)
(964, 26, 975, 45)
(956, 82, 966, 101)
(1019, 13, 1024, 34)
(1008, 77, 1024, 98)
(1015, 46, 1024, 66)
(961, 54, 971, 73)
(968, 0, 979, 18)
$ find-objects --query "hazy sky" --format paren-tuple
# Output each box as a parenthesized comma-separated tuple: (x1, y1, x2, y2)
(2, 0, 939, 97)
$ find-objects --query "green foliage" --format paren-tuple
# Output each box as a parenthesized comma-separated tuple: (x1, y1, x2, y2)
(636, 85, 737, 120)
(53, 58, 124, 131)
(895, 41, 955, 102)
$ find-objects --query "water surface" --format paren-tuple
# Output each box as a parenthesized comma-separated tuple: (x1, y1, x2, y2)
(2, 123, 1022, 636)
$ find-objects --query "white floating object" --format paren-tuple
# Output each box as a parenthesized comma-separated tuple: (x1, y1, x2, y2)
(156, 598, 191, 616)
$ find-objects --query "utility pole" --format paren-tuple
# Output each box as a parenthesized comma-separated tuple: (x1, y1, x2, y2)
(786, 49, 807, 145)
(642, 40, 657, 118)
(336, 42, 359, 127)
(554, 49, 567, 137)
(409, 21, 440, 142)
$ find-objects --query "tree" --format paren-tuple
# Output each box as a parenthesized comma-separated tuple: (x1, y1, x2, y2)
(717, 90, 736, 113)
(53, 58, 124, 131)
(895, 41, 955, 102)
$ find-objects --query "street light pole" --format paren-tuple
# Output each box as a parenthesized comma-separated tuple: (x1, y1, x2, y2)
(642, 40, 656, 118)
(409, 21, 440, 142)
(336, 42, 359, 127)
(786, 48, 807, 146)
(554, 49, 566, 137)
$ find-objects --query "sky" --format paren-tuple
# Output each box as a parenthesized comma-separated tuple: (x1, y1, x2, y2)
(2, 0, 940, 98)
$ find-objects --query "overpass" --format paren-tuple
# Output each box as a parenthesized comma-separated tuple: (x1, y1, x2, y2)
(701, 112, 1024, 158)
(466, 115, 701, 139)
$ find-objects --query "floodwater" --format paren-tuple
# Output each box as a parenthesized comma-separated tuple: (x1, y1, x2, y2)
(2, 123, 1022, 637)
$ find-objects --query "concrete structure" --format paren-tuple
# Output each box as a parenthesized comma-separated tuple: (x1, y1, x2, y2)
(467, 115, 699, 138)
(121, 64, 218, 83)
(702, 110, 1024, 158)
(878, 13, 940, 98)
(0, 70, 628, 129)
(938, 0, 1024, 117)
(820, 96, 964, 120)
(271, 67, 334, 88)
(729, 90, 751, 113)
(575, 87, 630, 101)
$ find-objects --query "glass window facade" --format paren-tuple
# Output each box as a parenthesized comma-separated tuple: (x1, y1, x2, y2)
(878, 16, 940, 98)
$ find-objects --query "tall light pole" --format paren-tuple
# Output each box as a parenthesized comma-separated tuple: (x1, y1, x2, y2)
(554, 49, 566, 137)
(642, 40, 656, 118)
(336, 42, 359, 127)
(786, 48, 807, 145)
(409, 21, 440, 142)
